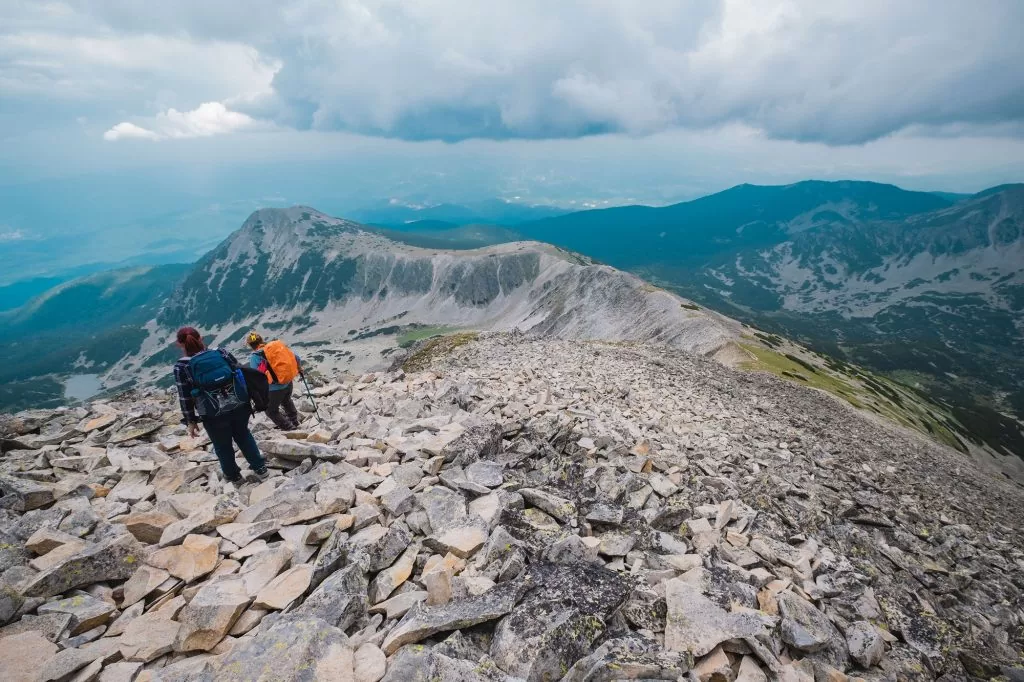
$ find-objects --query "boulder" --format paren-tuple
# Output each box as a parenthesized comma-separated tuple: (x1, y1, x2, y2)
(146, 534, 220, 582)
(158, 497, 241, 546)
(238, 544, 292, 597)
(121, 510, 178, 545)
(294, 563, 367, 630)
(490, 562, 632, 680)
(37, 593, 116, 635)
(664, 578, 768, 657)
(0, 475, 54, 511)
(382, 579, 526, 655)
(175, 578, 250, 652)
(846, 620, 884, 667)
(119, 611, 181, 663)
(23, 534, 143, 598)
(354, 642, 388, 682)
(121, 564, 171, 607)
(213, 615, 354, 681)
(0, 630, 59, 682)
(254, 563, 313, 610)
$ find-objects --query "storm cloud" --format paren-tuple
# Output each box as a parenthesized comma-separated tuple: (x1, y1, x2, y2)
(4, 0, 1022, 145)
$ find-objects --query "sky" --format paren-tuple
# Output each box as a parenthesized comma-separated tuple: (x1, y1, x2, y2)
(1, 0, 1024, 281)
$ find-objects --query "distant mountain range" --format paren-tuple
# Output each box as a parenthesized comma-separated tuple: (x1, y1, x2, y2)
(1, 181, 1021, 465)
(347, 198, 566, 227)
(512, 181, 1024, 456)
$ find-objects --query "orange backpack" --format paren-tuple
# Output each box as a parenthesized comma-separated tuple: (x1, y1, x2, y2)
(260, 340, 300, 385)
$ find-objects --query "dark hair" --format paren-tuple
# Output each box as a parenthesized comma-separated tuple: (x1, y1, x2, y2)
(247, 332, 264, 349)
(176, 327, 206, 357)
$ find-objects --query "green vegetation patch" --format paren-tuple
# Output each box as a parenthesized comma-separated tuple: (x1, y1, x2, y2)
(402, 332, 479, 373)
(740, 343, 971, 453)
(398, 325, 459, 348)
(739, 344, 863, 405)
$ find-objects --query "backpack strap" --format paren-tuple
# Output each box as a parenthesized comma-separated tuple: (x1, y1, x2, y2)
(258, 349, 280, 384)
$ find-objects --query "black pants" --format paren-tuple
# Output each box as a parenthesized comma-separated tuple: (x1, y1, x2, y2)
(203, 406, 265, 481)
(267, 383, 300, 430)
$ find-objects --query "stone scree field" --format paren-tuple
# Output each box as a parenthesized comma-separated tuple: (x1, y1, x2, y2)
(0, 333, 1022, 681)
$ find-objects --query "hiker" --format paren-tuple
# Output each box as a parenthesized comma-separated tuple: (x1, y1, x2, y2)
(247, 332, 302, 431)
(173, 326, 268, 484)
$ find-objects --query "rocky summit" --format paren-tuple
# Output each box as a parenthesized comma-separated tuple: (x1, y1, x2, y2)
(1, 332, 1022, 681)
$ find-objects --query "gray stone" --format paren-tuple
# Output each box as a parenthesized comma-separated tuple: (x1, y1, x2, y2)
(23, 534, 143, 598)
(585, 503, 625, 525)
(846, 620, 884, 667)
(216, 521, 280, 548)
(778, 591, 844, 655)
(664, 578, 768, 657)
(544, 534, 599, 564)
(214, 615, 354, 681)
(381, 485, 415, 516)
(597, 532, 636, 556)
(294, 563, 367, 629)
(418, 486, 468, 533)
(381, 645, 513, 682)
(441, 423, 503, 466)
(465, 461, 504, 488)
(0, 475, 54, 511)
(260, 440, 345, 462)
(490, 562, 632, 681)
(108, 418, 163, 444)
(175, 578, 250, 652)
(38, 592, 115, 635)
(519, 488, 577, 523)
(382, 579, 527, 655)
(351, 522, 413, 571)
(0, 612, 73, 642)
(562, 636, 689, 682)
(238, 544, 292, 597)
(158, 497, 241, 546)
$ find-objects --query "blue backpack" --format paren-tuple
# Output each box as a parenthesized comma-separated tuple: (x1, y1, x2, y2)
(188, 349, 248, 418)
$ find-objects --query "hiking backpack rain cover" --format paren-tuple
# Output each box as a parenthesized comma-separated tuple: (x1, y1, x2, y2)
(188, 350, 246, 418)
(259, 340, 300, 385)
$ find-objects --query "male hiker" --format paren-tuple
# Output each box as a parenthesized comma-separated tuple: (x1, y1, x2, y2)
(247, 332, 302, 431)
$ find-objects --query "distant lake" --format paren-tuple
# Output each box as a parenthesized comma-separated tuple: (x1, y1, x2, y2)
(64, 374, 103, 402)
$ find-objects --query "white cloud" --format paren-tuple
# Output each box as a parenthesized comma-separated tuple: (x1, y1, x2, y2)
(2, 0, 1024, 150)
(103, 121, 160, 141)
(0, 229, 26, 242)
(103, 102, 257, 141)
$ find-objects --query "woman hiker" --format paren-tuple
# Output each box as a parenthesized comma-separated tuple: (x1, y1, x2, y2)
(172, 326, 268, 484)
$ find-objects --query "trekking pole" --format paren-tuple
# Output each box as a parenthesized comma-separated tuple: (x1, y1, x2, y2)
(299, 373, 324, 423)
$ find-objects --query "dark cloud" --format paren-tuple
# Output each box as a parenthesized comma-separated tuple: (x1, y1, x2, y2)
(3, 1, 1023, 145)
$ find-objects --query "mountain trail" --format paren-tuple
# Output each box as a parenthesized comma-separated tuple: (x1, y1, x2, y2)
(1, 333, 1021, 680)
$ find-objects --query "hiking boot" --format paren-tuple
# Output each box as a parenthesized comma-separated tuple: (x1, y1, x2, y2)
(253, 467, 269, 480)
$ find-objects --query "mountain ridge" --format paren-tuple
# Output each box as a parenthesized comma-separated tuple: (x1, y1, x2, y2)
(1, 189, 1021, 474)
(508, 183, 1024, 457)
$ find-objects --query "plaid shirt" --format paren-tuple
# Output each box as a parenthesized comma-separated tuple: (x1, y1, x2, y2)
(173, 348, 240, 424)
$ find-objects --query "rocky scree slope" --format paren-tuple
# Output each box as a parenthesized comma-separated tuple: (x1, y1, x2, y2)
(516, 182, 1024, 458)
(122, 206, 737, 383)
(0, 333, 1022, 681)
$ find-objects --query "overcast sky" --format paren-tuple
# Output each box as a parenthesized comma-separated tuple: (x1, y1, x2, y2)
(2, 0, 1023, 223)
